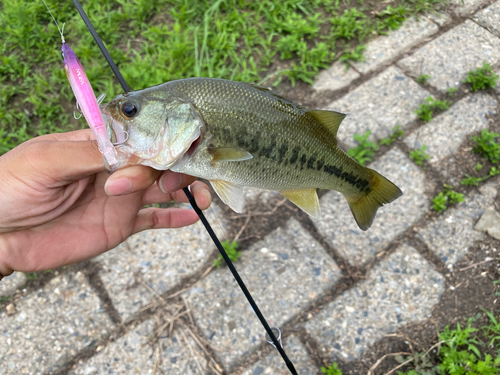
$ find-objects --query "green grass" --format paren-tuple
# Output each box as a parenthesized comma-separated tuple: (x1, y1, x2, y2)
(415, 96, 451, 122)
(321, 363, 343, 375)
(409, 145, 430, 166)
(432, 184, 464, 212)
(380, 125, 404, 146)
(398, 311, 500, 375)
(417, 74, 431, 84)
(347, 130, 379, 166)
(472, 129, 500, 164)
(213, 240, 241, 268)
(0, 0, 446, 154)
(464, 63, 499, 92)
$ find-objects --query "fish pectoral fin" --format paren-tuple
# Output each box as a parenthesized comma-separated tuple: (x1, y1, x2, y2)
(281, 189, 321, 218)
(210, 147, 253, 163)
(210, 180, 245, 213)
(308, 110, 346, 142)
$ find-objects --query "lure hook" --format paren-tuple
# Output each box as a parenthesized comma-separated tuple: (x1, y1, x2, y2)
(73, 101, 83, 119)
(265, 327, 283, 349)
(112, 130, 129, 146)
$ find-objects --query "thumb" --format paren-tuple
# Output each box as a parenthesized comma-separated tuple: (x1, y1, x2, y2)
(16, 138, 105, 185)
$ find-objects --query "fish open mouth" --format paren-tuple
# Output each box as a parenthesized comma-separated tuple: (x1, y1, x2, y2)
(101, 111, 128, 145)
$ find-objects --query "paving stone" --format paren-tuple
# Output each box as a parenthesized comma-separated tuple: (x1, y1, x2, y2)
(404, 93, 497, 169)
(239, 335, 318, 375)
(326, 66, 430, 148)
(183, 218, 341, 370)
(0, 272, 26, 297)
(313, 62, 360, 92)
(305, 243, 444, 361)
(0, 272, 113, 375)
(69, 320, 203, 375)
(96, 206, 225, 321)
(450, 0, 490, 16)
(417, 182, 498, 265)
(473, 1, 500, 39)
(243, 187, 283, 211)
(314, 148, 429, 266)
(352, 16, 439, 74)
(427, 12, 452, 27)
(398, 20, 500, 91)
(475, 208, 500, 240)
(496, 69, 500, 93)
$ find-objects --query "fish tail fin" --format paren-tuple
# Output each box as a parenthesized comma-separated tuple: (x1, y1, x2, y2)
(345, 169, 402, 231)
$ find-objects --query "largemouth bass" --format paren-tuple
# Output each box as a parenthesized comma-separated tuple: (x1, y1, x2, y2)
(102, 78, 402, 230)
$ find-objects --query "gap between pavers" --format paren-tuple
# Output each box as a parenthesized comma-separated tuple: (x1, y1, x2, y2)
(473, 0, 500, 39)
(0, 272, 114, 375)
(397, 20, 500, 92)
(313, 148, 430, 266)
(95, 205, 226, 321)
(326, 66, 430, 149)
(351, 16, 439, 75)
(417, 181, 498, 267)
(68, 320, 205, 375)
(404, 92, 497, 173)
(239, 335, 319, 375)
(304, 243, 444, 361)
(182, 218, 341, 371)
(450, 0, 491, 16)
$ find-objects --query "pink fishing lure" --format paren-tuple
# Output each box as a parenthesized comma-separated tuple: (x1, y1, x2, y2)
(62, 43, 119, 170)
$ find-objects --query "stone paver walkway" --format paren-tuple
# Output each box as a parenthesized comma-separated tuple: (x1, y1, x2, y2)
(1, 0, 500, 374)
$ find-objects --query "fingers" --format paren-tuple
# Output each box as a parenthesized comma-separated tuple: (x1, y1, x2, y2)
(132, 208, 200, 233)
(28, 129, 96, 143)
(142, 180, 212, 209)
(157, 170, 197, 194)
(14, 138, 105, 185)
(104, 166, 161, 196)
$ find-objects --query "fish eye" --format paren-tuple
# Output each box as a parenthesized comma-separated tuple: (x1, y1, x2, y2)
(121, 101, 138, 118)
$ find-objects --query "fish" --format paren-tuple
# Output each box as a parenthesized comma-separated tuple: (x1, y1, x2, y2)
(102, 77, 402, 230)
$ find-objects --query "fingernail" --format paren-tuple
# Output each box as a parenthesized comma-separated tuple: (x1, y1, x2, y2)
(159, 173, 181, 194)
(203, 190, 212, 207)
(105, 178, 132, 196)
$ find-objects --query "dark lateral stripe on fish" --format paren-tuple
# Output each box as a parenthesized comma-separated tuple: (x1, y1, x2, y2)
(323, 164, 370, 191)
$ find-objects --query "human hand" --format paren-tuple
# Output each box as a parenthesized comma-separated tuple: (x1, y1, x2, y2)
(0, 129, 211, 278)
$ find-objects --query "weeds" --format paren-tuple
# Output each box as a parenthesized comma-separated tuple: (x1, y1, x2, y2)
(321, 363, 343, 375)
(380, 125, 404, 146)
(464, 63, 499, 92)
(409, 145, 430, 166)
(417, 74, 431, 84)
(213, 240, 241, 268)
(398, 311, 500, 375)
(347, 130, 379, 166)
(472, 129, 500, 164)
(415, 96, 451, 122)
(447, 87, 458, 97)
(432, 184, 464, 212)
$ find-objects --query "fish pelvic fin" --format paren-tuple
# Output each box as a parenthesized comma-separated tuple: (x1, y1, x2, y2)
(281, 189, 321, 218)
(308, 110, 346, 142)
(210, 180, 245, 213)
(346, 169, 402, 231)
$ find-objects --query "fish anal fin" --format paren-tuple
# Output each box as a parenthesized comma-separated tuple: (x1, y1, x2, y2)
(281, 189, 321, 218)
(346, 169, 403, 231)
(210, 147, 253, 163)
(210, 180, 245, 213)
(308, 110, 346, 141)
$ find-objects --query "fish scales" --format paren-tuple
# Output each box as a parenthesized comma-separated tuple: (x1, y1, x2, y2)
(166, 79, 368, 192)
(103, 78, 402, 230)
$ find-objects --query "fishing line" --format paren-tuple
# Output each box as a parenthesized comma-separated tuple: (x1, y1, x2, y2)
(70, 1, 297, 374)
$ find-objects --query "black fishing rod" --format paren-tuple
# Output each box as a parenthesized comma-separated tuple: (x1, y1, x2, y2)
(70, 1, 298, 373)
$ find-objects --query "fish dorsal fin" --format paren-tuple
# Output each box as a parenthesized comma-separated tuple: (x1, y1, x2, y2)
(210, 180, 245, 213)
(280, 189, 321, 218)
(210, 147, 253, 162)
(308, 110, 346, 140)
